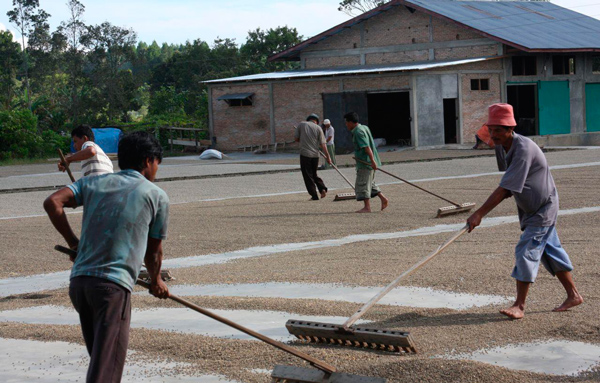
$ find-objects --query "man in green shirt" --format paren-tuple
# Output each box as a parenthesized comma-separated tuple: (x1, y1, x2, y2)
(344, 112, 389, 213)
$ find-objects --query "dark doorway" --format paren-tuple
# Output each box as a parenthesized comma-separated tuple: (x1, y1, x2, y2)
(443, 98, 458, 144)
(507, 84, 537, 136)
(366, 92, 411, 146)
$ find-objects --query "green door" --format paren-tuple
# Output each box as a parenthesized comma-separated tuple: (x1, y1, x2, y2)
(586, 84, 600, 132)
(538, 81, 571, 135)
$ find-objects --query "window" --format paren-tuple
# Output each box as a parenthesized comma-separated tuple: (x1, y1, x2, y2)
(217, 93, 254, 107)
(512, 56, 537, 76)
(471, 78, 490, 91)
(593, 55, 600, 75)
(552, 55, 576, 75)
(226, 98, 253, 107)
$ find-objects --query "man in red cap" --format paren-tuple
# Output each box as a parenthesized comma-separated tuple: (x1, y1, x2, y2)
(466, 103, 583, 319)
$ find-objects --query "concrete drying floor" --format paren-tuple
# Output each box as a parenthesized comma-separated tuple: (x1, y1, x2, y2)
(0, 148, 599, 382)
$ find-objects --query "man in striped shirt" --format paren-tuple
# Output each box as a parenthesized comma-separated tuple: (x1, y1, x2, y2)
(58, 125, 114, 178)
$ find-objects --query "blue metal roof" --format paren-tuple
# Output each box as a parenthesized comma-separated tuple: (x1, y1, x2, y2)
(404, 0, 600, 51)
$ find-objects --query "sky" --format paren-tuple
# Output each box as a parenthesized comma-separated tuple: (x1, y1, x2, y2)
(1, 0, 600, 47)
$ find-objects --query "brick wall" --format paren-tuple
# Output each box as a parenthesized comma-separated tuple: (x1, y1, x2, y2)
(461, 73, 503, 143)
(432, 18, 482, 42)
(342, 75, 410, 92)
(272, 80, 340, 145)
(211, 84, 271, 150)
(299, 6, 498, 69)
(363, 6, 431, 46)
(305, 56, 360, 69)
(366, 50, 429, 65)
(435, 44, 499, 61)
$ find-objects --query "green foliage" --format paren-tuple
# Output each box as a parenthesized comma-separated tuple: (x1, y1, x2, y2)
(240, 26, 303, 73)
(2, 0, 309, 160)
(0, 108, 41, 159)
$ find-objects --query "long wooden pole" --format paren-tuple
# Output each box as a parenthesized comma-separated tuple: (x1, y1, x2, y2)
(342, 225, 469, 329)
(53, 245, 337, 375)
(57, 149, 76, 183)
(319, 151, 355, 190)
(353, 157, 460, 207)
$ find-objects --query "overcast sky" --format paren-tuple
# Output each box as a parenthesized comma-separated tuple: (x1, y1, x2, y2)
(1, 0, 599, 47)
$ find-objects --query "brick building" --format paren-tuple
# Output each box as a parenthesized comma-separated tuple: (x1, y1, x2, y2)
(206, 0, 600, 152)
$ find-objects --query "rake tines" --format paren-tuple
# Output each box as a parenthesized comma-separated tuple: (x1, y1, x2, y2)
(286, 320, 417, 354)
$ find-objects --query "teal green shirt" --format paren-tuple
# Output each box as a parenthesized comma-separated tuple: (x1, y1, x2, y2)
(352, 124, 381, 169)
(67, 169, 169, 291)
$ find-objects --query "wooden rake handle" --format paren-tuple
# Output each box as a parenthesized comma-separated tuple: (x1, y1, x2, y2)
(353, 157, 460, 207)
(57, 149, 76, 183)
(343, 225, 469, 328)
(53, 245, 337, 375)
(319, 151, 355, 190)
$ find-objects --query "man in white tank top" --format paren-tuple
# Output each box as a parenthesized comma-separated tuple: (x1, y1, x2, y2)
(58, 125, 114, 178)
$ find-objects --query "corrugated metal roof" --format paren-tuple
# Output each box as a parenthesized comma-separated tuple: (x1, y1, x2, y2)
(399, 0, 600, 51)
(205, 57, 493, 84)
(269, 0, 600, 61)
(217, 93, 254, 100)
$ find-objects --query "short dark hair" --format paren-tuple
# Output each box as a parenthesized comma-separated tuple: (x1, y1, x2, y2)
(71, 125, 95, 141)
(118, 131, 163, 171)
(344, 112, 359, 123)
(306, 113, 320, 124)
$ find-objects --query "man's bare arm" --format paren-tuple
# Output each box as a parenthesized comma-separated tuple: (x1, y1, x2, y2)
(43, 188, 79, 256)
(364, 146, 377, 170)
(144, 238, 169, 299)
(467, 186, 512, 232)
(58, 147, 96, 172)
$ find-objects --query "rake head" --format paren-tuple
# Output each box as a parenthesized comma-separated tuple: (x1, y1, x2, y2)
(138, 269, 175, 282)
(271, 365, 385, 383)
(436, 202, 476, 218)
(286, 320, 417, 353)
(334, 192, 356, 201)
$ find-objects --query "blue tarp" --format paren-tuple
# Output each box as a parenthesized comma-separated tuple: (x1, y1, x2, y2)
(71, 128, 122, 154)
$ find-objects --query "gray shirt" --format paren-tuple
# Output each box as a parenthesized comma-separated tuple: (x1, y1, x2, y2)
(497, 134, 558, 230)
(295, 121, 326, 158)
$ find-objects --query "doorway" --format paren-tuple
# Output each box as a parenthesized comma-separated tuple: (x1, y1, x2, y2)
(443, 98, 458, 144)
(507, 84, 537, 136)
(366, 92, 411, 146)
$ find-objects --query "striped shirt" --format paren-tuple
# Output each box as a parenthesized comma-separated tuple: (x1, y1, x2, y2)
(81, 141, 114, 177)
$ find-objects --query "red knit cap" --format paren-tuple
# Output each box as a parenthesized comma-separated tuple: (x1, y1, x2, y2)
(487, 103, 517, 127)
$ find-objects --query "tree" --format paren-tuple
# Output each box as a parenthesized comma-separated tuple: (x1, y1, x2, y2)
(7, 0, 50, 107)
(0, 30, 22, 109)
(56, 0, 87, 124)
(240, 26, 303, 73)
(81, 21, 137, 121)
(338, 0, 385, 16)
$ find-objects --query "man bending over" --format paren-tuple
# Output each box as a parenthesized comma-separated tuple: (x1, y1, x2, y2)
(44, 131, 170, 382)
(467, 103, 582, 319)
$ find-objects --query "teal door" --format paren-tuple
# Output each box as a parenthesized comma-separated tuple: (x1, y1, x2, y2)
(586, 84, 600, 132)
(538, 81, 571, 135)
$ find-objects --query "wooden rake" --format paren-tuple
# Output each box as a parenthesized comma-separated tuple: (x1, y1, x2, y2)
(286, 225, 469, 353)
(353, 157, 475, 217)
(318, 151, 356, 201)
(54, 245, 385, 383)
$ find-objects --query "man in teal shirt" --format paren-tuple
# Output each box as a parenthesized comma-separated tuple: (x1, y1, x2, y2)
(344, 112, 389, 213)
(44, 131, 170, 382)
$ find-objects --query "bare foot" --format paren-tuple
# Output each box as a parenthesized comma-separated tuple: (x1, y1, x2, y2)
(380, 195, 389, 211)
(500, 305, 525, 319)
(552, 295, 583, 312)
(320, 190, 327, 199)
(356, 207, 371, 213)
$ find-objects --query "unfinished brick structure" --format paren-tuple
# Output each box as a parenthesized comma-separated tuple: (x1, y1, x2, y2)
(207, 0, 600, 151)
